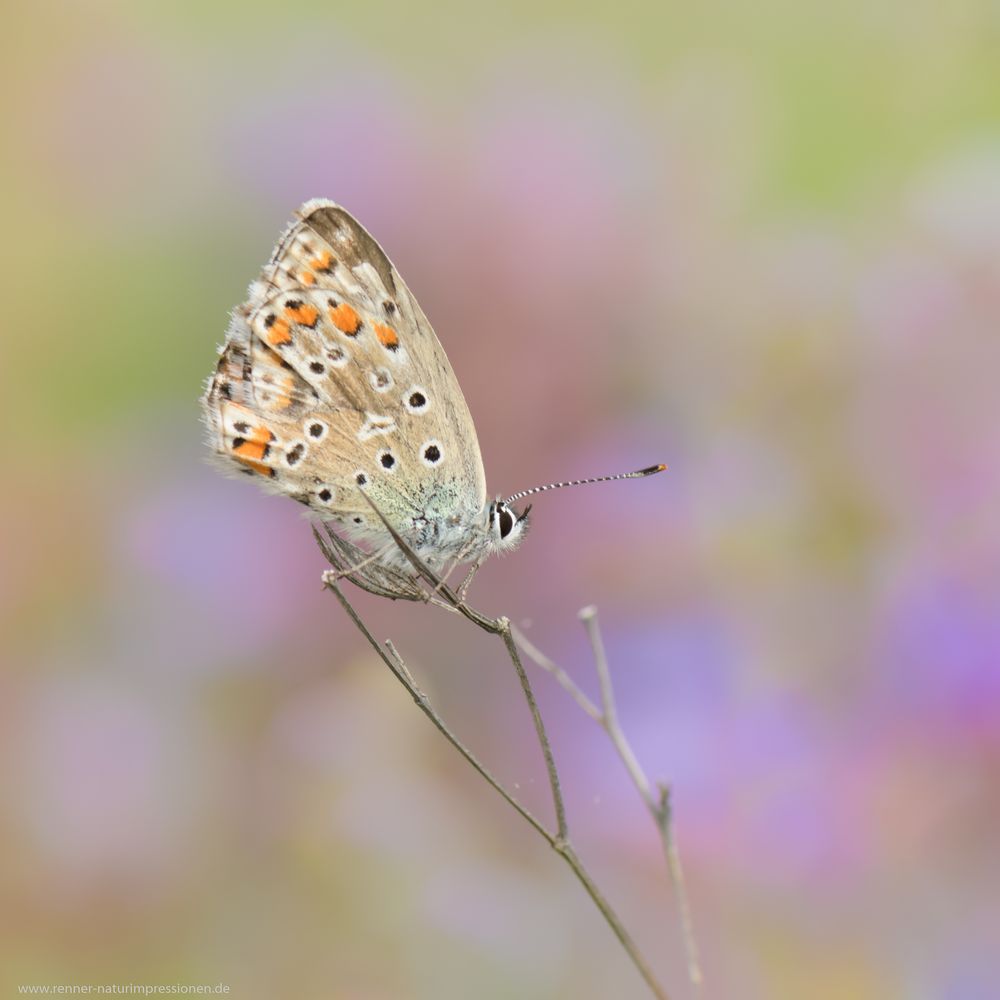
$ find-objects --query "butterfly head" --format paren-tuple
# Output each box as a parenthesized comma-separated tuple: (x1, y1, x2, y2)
(486, 499, 532, 555)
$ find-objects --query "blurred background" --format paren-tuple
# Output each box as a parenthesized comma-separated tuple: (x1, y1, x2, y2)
(2, 2, 999, 997)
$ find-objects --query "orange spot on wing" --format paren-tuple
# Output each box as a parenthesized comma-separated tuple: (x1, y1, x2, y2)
(329, 303, 361, 335)
(234, 426, 275, 464)
(373, 322, 399, 350)
(266, 317, 292, 346)
(300, 271, 316, 286)
(309, 250, 334, 273)
(286, 302, 319, 327)
(242, 458, 274, 477)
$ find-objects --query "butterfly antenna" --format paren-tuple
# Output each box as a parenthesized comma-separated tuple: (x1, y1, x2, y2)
(504, 464, 667, 505)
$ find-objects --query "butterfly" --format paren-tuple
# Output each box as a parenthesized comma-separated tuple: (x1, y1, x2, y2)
(202, 199, 665, 600)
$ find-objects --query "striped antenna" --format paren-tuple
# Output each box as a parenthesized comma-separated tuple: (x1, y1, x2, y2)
(504, 464, 667, 505)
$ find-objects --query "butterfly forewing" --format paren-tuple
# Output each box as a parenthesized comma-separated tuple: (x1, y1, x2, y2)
(203, 200, 488, 553)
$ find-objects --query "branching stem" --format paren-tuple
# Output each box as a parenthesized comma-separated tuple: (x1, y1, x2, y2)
(515, 606, 703, 993)
(322, 574, 672, 1000)
(319, 504, 675, 999)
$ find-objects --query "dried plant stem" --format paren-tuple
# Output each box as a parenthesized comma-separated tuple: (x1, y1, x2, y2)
(497, 619, 568, 840)
(514, 608, 703, 994)
(322, 572, 671, 1000)
(657, 784, 702, 994)
(325, 580, 550, 841)
(511, 627, 603, 721)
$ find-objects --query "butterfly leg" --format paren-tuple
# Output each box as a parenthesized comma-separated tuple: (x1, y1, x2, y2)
(327, 546, 390, 580)
(434, 554, 462, 588)
(455, 560, 483, 603)
(428, 544, 481, 605)
(425, 564, 458, 605)
(314, 526, 426, 602)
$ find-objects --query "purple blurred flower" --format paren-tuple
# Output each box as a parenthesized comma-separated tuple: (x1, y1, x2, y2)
(876, 568, 1000, 739)
(122, 457, 327, 673)
(18, 676, 186, 899)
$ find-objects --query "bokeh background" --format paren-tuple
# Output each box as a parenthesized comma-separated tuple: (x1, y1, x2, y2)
(2, 2, 999, 997)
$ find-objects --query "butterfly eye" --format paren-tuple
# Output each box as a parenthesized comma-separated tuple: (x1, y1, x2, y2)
(489, 500, 529, 547)
(498, 506, 514, 539)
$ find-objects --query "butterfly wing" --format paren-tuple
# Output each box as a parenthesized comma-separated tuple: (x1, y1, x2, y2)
(202, 200, 488, 553)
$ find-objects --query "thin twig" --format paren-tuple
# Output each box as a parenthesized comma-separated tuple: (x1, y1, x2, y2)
(579, 607, 702, 993)
(658, 784, 702, 993)
(324, 576, 550, 842)
(579, 607, 656, 808)
(514, 606, 704, 994)
(323, 573, 671, 1000)
(385, 639, 418, 689)
(579, 605, 704, 992)
(356, 496, 570, 835)
(497, 618, 568, 841)
(510, 624, 602, 721)
(580, 606, 617, 722)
